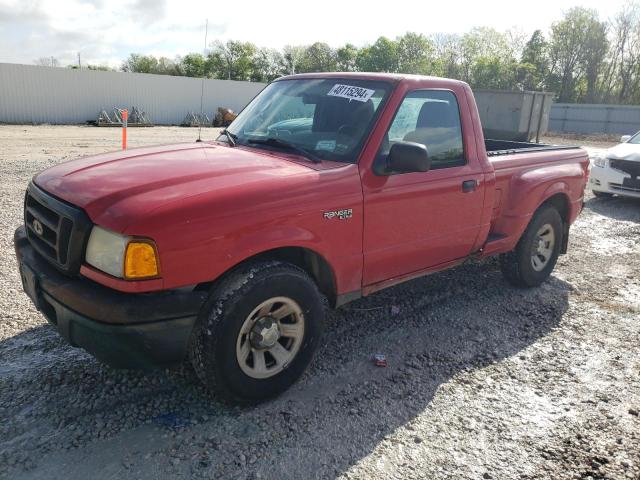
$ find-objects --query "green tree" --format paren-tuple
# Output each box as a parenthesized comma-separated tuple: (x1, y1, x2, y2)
(121, 54, 158, 73)
(548, 7, 607, 102)
(251, 48, 285, 82)
(178, 53, 206, 77)
(397, 32, 435, 74)
(356, 37, 398, 72)
(604, 2, 640, 103)
(581, 18, 608, 102)
(459, 27, 512, 83)
(520, 30, 549, 90)
(67, 64, 113, 71)
(120, 54, 177, 75)
(154, 57, 179, 75)
(471, 57, 520, 89)
(297, 42, 337, 72)
(282, 45, 305, 74)
(432, 33, 462, 78)
(87, 64, 113, 71)
(336, 43, 359, 72)
(209, 40, 257, 80)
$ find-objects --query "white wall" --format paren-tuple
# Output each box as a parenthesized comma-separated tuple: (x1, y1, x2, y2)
(0, 63, 266, 125)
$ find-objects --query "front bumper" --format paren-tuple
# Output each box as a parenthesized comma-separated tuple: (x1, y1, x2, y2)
(14, 226, 208, 368)
(590, 165, 640, 198)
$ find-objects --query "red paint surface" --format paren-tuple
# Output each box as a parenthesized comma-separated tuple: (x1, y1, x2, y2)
(33, 73, 589, 296)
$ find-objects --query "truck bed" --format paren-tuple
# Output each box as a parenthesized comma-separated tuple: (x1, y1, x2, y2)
(482, 136, 589, 258)
(485, 139, 581, 157)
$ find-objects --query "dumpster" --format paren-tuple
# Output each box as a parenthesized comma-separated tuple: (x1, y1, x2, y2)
(474, 90, 554, 142)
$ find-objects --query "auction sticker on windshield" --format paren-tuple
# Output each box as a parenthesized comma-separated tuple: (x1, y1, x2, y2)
(327, 84, 375, 103)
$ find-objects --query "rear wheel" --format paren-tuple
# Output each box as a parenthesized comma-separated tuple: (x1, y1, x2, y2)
(189, 260, 324, 404)
(593, 190, 614, 198)
(500, 206, 564, 287)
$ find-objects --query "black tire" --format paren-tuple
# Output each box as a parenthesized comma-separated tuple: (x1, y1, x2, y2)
(500, 206, 564, 288)
(593, 190, 614, 198)
(189, 260, 324, 404)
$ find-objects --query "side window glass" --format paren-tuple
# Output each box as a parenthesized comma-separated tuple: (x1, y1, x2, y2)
(381, 90, 465, 170)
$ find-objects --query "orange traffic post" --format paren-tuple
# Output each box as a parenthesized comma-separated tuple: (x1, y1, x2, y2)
(122, 109, 128, 150)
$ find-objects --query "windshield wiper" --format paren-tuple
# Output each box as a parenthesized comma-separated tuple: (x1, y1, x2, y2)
(220, 129, 237, 147)
(247, 137, 321, 163)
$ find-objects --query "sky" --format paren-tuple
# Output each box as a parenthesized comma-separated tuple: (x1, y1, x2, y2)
(0, 0, 629, 68)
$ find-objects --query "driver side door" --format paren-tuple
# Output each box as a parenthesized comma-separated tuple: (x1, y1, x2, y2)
(361, 89, 485, 286)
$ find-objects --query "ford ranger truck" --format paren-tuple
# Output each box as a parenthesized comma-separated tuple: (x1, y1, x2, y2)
(15, 73, 589, 403)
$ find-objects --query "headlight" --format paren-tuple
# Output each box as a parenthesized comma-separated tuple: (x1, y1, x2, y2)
(593, 156, 607, 168)
(85, 226, 159, 279)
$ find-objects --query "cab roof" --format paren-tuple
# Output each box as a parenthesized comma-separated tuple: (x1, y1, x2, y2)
(275, 72, 468, 89)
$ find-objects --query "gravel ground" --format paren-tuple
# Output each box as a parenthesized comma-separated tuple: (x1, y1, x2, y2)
(542, 132, 625, 149)
(0, 126, 638, 480)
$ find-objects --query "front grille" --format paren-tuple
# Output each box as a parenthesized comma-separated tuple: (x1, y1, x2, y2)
(24, 183, 92, 275)
(609, 159, 640, 178)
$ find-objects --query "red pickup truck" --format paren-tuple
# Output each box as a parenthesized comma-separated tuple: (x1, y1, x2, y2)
(15, 73, 589, 402)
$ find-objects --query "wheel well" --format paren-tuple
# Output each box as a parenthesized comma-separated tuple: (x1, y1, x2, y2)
(196, 247, 338, 306)
(540, 193, 569, 224)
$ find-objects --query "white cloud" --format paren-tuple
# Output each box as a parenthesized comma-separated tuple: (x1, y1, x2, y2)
(0, 0, 627, 68)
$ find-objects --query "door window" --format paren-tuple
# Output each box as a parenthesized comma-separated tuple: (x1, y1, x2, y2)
(381, 90, 465, 169)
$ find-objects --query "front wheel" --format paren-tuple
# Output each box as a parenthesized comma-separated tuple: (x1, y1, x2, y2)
(500, 206, 564, 288)
(189, 261, 324, 404)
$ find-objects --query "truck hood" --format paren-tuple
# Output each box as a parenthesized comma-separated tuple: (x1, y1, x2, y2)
(34, 142, 315, 229)
(607, 142, 640, 161)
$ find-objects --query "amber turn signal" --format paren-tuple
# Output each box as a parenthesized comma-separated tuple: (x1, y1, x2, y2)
(124, 241, 159, 279)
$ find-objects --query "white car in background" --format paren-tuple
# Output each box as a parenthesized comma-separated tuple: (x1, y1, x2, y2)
(590, 133, 640, 198)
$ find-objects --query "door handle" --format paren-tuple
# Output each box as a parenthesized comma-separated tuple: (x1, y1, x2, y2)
(462, 179, 478, 193)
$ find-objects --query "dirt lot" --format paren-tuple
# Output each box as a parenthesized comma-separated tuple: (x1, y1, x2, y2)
(541, 132, 625, 149)
(0, 126, 638, 480)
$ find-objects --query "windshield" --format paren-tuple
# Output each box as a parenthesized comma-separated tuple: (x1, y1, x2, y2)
(628, 131, 640, 144)
(222, 78, 392, 163)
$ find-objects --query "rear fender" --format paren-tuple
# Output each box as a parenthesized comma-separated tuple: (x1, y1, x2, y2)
(484, 164, 581, 256)
(541, 181, 571, 207)
(507, 163, 583, 216)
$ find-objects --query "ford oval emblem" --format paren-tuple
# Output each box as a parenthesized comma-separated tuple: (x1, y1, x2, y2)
(32, 219, 44, 236)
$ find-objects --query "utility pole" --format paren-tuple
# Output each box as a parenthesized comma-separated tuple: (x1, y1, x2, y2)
(78, 52, 81, 69)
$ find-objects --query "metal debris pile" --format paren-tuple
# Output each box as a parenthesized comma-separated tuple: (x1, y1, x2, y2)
(96, 107, 153, 127)
(181, 112, 212, 127)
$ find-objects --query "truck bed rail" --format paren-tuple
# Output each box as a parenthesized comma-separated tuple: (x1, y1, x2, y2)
(485, 139, 581, 157)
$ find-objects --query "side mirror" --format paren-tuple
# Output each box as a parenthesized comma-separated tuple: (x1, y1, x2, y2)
(380, 141, 431, 175)
(621, 135, 631, 143)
